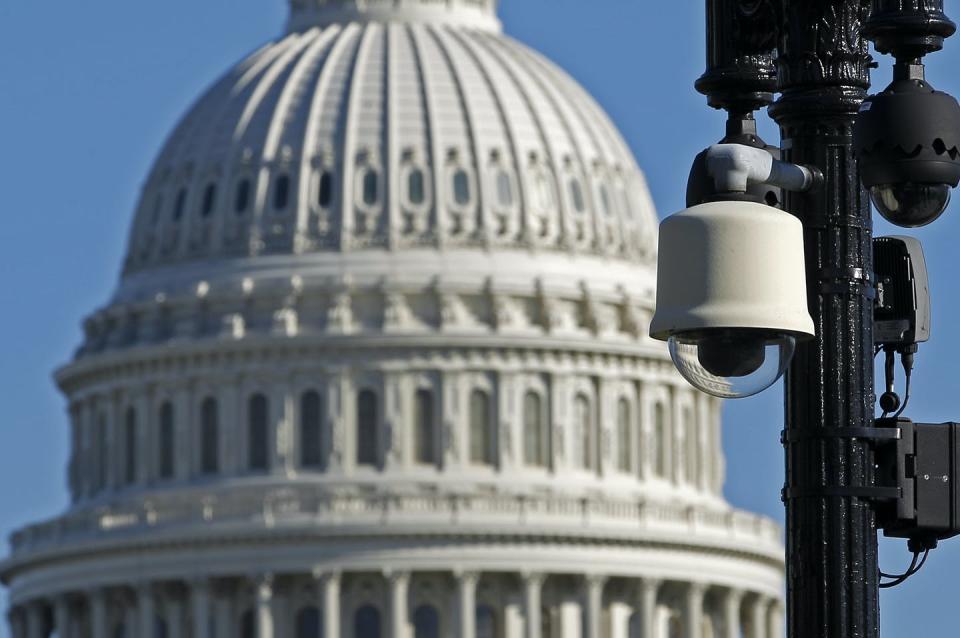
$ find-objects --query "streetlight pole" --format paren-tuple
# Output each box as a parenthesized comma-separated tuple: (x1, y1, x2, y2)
(770, 3, 878, 638)
(698, 1, 879, 637)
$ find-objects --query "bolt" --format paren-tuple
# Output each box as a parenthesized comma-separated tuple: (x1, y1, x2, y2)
(944, 476, 950, 483)
(924, 474, 931, 481)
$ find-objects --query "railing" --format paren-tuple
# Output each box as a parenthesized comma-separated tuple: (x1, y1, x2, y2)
(9, 487, 782, 560)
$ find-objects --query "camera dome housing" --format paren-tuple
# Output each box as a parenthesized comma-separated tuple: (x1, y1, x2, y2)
(650, 200, 815, 399)
(854, 75, 960, 227)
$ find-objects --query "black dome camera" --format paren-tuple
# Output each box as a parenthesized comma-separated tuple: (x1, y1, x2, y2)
(855, 1, 960, 228)
(854, 72, 960, 227)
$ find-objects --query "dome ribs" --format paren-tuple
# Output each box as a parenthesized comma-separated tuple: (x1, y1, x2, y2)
(424, 25, 486, 246)
(339, 24, 381, 251)
(460, 29, 569, 250)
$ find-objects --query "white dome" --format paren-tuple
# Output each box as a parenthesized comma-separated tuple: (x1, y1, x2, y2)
(2, 4, 783, 638)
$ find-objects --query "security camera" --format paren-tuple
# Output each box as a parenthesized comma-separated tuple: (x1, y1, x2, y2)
(854, 66, 960, 227)
(650, 145, 816, 399)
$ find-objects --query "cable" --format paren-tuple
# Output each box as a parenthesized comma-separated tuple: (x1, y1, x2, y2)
(879, 550, 919, 581)
(879, 548, 931, 589)
(893, 347, 916, 419)
(893, 372, 911, 419)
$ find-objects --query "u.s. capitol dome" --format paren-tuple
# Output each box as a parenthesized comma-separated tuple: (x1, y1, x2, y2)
(2, 1, 784, 637)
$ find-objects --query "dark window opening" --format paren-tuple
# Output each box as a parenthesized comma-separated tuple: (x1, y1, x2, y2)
(274, 174, 290, 211)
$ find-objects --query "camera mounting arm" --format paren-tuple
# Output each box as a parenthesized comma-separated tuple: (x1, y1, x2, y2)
(706, 144, 820, 194)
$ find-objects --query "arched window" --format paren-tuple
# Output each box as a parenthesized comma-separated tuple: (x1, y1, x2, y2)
(654, 403, 667, 478)
(317, 171, 334, 208)
(617, 398, 631, 472)
(248, 394, 269, 472)
(413, 605, 440, 638)
(569, 179, 586, 213)
(201, 397, 219, 474)
(124, 407, 137, 485)
(685, 406, 699, 485)
(357, 390, 379, 467)
(274, 174, 290, 211)
(523, 391, 545, 467)
(469, 389, 493, 466)
(575, 394, 593, 471)
(240, 609, 255, 638)
(301, 390, 323, 469)
(201, 183, 217, 218)
(296, 606, 322, 638)
(173, 188, 187, 221)
(354, 605, 381, 638)
(158, 402, 175, 480)
(415, 389, 436, 465)
(235, 179, 251, 214)
(476, 605, 497, 638)
(407, 168, 426, 206)
(598, 182, 612, 216)
(362, 170, 380, 207)
(496, 170, 514, 207)
(452, 169, 471, 206)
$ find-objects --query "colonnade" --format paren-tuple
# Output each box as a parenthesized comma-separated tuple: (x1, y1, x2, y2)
(8, 571, 782, 638)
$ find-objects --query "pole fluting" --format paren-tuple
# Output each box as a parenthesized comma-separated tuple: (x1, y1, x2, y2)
(769, 2, 878, 637)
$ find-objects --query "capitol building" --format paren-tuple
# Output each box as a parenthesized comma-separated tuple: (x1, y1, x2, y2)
(1, 1, 784, 637)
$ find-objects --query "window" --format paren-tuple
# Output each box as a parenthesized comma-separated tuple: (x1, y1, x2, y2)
(201, 183, 217, 218)
(235, 179, 251, 214)
(296, 606, 322, 638)
(201, 397, 219, 474)
(407, 168, 426, 206)
(173, 188, 187, 221)
(476, 606, 497, 638)
(469, 389, 494, 466)
(413, 605, 439, 638)
(318, 171, 334, 208)
(654, 403, 667, 478)
(301, 390, 323, 469)
(248, 394, 269, 472)
(523, 391, 545, 467)
(240, 610, 255, 638)
(598, 182, 612, 216)
(569, 179, 586, 213)
(415, 389, 436, 465)
(452, 170, 471, 206)
(362, 170, 379, 207)
(496, 170, 513, 207)
(274, 174, 290, 211)
(357, 390, 379, 467)
(685, 407, 699, 485)
(575, 394, 593, 471)
(534, 172, 556, 211)
(124, 407, 137, 485)
(158, 402, 175, 480)
(354, 606, 381, 638)
(617, 398, 631, 472)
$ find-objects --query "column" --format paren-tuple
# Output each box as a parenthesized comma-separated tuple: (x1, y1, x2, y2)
(683, 583, 705, 638)
(138, 583, 156, 638)
(191, 579, 211, 638)
(255, 574, 275, 638)
(90, 589, 108, 638)
(54, 597, 71, 638)
(388, 571, 411, 638)
(583, 576, 606, 638)
(25, 603, 43, 638)
(456, 572, 479, 638)
(214, 586, 234, 638)
(315, 570, 341, 638)
(723, 589, 743, 638)
(766, 600, 784, 638)
(522, 573, 546, 638)
(219, 381, 240, 475)
(637, 579, 661, 638)
(168, 598, 185, 638)
(173, 385, 192, 481)
(748, 596, 766, 638)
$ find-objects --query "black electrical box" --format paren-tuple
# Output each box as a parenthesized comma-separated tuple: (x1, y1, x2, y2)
(876, 418, 960, 542)
(873, 236, 931, 347)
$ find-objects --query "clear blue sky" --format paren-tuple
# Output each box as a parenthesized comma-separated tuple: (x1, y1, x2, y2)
(2, 1, 960, 635)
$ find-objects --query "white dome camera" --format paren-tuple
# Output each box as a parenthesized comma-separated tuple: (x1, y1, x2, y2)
(650, 145, 817, 399)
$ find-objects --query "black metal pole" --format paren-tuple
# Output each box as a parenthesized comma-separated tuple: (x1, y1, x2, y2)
(769, 2, 878, 637)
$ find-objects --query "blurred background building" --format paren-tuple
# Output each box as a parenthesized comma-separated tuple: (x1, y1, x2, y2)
(0, 1, 782, 636)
